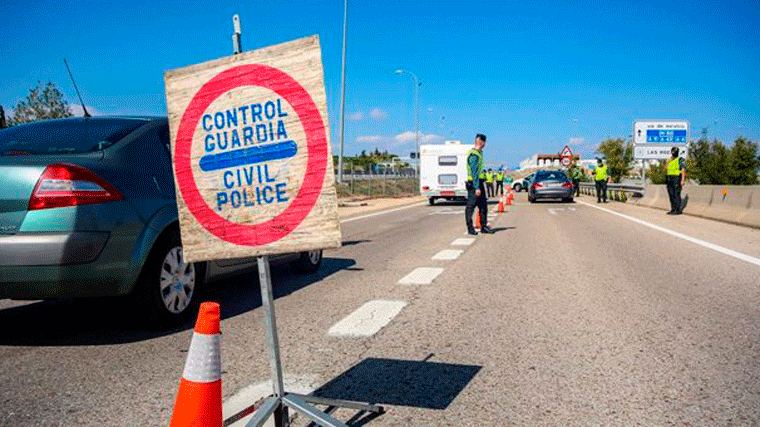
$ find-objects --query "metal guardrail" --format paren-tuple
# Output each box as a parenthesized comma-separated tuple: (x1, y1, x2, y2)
(578, 182, 645, 200)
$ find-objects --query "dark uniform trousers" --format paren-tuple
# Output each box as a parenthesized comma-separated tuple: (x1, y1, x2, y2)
(465, 181, 488, 230)
(666, 175, 682, 213)
(495, 181, 504, 196)
(572, 179, 580, 196)
(486, 182, 494, 198)
(595, 180, 607, 202)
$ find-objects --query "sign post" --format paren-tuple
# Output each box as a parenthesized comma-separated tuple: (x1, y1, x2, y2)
(165, 34, 382, 427)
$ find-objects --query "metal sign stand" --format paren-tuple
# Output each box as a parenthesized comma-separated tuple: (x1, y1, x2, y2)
(251, 256, 383, 427)
(226, 16, 382, 427)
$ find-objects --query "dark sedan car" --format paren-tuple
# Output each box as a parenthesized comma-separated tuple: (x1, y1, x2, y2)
(0, 117, 323, 325)
(528, 170, 574, 203)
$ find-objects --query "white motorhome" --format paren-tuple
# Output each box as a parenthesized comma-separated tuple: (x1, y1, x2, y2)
(420, 140, 474, 205)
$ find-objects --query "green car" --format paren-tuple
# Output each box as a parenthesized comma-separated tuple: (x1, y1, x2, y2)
(0, 117, 323, 325)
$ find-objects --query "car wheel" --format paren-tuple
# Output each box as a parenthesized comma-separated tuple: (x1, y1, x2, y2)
(293, 249, 322, 273)
(429, 197, 436, 206)
(528, 196, 536, 203)
(514, 184, 522, 192)
(137, 232, 203, 327)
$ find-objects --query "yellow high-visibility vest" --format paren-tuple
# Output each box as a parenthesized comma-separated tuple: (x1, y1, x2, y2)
(467, 149, 484, 181)
(667, 158, 681, 176)
(595, 165, 608, 180)
(496, 172, 504, 181)
(485, 172, 494, 183)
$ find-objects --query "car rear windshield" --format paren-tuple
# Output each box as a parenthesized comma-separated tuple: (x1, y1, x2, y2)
(0, 118, 146, 156)
(535, 171, 568, 181)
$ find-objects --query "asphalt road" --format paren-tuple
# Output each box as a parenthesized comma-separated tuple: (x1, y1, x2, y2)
(2, 192, 760, 426)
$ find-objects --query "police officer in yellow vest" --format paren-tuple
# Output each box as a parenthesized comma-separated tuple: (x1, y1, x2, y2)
(495, 169, 504, 196)
(485, 169, 495, 197)
(665, 146, 687, 215)
(594, 158, 609, 203)
(465, 134, 494, 235)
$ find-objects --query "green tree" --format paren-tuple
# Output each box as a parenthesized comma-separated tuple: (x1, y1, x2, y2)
(596, 138, 634, 183)
(646, 160, 668, 184)
(727, 137, 760, 185)
(687, 138, 711, 183)
(10, 81, 72, 125)
(701, 140, 730, 184)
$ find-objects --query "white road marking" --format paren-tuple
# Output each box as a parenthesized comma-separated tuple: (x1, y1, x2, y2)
(327, 300, 407, 337)
(429, 210, 462, 215)
(579, 201, 760, 268)
(398, 267, 445, 285)
(548, 208, 565, 215)
(432, 249, 463, 260)
(569, 207, 576, 211)
(451, 238, 475, 246)
(223, 374, 320, 427)
(341, 202, 426, 223)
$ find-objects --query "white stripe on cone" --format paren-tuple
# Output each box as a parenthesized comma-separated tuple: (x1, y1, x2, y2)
(182, 333, 222, 383)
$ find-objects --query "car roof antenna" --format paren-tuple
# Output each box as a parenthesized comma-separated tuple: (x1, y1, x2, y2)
(64, 59, 90, 118)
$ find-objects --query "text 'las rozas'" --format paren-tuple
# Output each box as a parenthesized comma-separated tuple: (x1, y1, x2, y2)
(198, 98, 295, 212)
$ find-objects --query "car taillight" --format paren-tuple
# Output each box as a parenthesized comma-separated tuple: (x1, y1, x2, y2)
(422, 186, 430, 190)
(562, 182, 573, 188)
(532, 182, 544, 188)
(28, 164, 123, 210)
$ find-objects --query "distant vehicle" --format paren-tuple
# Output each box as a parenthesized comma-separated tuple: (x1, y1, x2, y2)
(512, 173, 534, 192)
(0, 117, 323, 326)
(528, 170, 574, 203)
(419, 140, 473, 205)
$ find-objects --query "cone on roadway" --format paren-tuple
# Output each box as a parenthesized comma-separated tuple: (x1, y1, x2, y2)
(475, 207, 481, 229)
(498, 196, 504, 213)
(170, 302, 222, 427)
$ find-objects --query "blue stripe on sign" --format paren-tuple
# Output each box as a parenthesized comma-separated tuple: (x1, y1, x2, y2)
(199, 140, 298, 172)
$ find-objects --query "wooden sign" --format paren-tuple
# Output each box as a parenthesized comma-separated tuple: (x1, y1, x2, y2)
(164, 35, 340, 262)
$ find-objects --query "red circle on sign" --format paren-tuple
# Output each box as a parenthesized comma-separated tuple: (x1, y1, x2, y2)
(174, 64, 327, 246)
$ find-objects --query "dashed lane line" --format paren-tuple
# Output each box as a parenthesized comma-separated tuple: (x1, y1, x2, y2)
(223, 375, 321, 427)
(451, 238, 475, 246)
(398, 267, 445, 285)
(579, 200, 760, 268)
(327, 300, 407, 337)
(431, 249, 463, 260)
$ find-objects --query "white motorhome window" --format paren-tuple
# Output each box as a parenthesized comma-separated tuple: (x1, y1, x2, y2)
(438, 174, 457, 184)
(438, 156, 457, 166)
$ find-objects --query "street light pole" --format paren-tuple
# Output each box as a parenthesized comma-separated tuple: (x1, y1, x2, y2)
(396, 69, 420, 177)
(337, 0, 348, 183)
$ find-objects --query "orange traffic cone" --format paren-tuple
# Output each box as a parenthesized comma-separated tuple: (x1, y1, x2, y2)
(170, 302, 222, 427)
(475, 207, 481, 229)
(498, 196, 504, 213)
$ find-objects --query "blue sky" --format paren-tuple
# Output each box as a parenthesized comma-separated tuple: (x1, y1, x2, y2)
(2, 0, 758, 167)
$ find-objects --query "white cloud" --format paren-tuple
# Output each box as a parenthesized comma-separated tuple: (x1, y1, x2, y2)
(349, 112, 364, 121)
(356, 135, 382, 143)
(370, 108, 388, 121)
(70, 104, 101, 117)
(392, 131, 442, 147)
